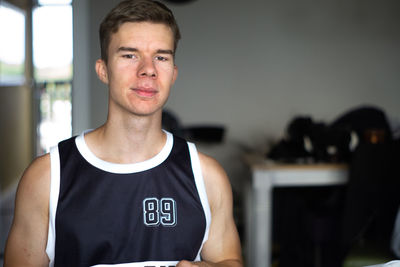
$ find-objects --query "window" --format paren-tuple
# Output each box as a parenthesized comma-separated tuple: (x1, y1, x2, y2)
(0, 2, 25, 85)
(33, 0, 73, 153)
(33, 2, 72, 82)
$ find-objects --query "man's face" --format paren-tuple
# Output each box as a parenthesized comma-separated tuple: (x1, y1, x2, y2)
(96, 22, 178, 117)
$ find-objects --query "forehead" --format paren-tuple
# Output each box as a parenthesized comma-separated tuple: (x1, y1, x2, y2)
(110, 22, 174, 50)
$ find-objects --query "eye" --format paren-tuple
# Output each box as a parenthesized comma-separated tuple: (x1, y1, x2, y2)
(155, 56, 168, 62)
(122, 54, 137, 59)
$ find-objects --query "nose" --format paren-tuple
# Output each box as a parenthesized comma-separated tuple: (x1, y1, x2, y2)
(138, 57, 157, 78)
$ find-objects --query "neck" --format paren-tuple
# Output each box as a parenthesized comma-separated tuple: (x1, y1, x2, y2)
(85, 111, 166, 164)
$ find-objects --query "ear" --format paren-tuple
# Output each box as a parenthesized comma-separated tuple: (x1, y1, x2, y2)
(172, 65, 178, 85)
(95, 59, 109, 84)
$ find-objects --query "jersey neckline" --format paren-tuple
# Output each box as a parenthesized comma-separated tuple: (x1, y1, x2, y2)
(75, 130, 173, 174)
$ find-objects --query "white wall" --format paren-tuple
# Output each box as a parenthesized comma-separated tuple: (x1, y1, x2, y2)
(79, 0, 400, 149)
(72, 0, 91, 135)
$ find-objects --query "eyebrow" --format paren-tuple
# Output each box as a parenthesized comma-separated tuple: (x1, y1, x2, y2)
(117, 47, 138, 53)
(117, 46, 174, 55)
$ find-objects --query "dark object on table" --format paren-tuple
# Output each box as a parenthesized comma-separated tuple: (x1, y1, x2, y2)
(184, 125, 225, 143)
(162, 109, 184, 138)
(267, 116, 352, 163)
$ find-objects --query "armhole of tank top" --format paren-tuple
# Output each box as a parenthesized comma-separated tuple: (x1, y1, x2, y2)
(46, 145, 60, 267)
(187, 142, 211, 261)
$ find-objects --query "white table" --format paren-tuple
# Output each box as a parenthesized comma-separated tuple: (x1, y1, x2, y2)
(244, 155, 348, 267)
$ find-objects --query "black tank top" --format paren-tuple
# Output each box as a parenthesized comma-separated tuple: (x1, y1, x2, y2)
(46, 131, 211, 267)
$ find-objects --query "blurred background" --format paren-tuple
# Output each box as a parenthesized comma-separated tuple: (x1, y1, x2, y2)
(1, 0, 399, 266)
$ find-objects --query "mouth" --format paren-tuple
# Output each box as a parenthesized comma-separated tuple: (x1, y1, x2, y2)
(131, 87, 158, 98)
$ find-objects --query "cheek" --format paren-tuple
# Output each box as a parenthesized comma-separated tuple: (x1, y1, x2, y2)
(109, 64, 136, 84)
(157, 65, 176, 83)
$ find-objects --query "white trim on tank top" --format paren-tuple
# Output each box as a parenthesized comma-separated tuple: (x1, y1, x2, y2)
(188, 142, 212, 261)
(75, 130, 173, 174)
(47, 145, 60, 267)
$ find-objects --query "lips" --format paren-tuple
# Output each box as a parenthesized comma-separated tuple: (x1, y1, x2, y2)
(132, 87, 158, 98)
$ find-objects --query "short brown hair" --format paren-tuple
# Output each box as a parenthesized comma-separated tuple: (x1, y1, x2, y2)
(99, 0, 181, 63)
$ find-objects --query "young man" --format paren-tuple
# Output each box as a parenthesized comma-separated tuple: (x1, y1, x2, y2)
(4, 1, 243, 267)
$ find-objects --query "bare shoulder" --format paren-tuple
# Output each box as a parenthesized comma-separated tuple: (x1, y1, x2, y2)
(12, 153, 51, 227)
(198, 152, 229, 185)
(198, 152, 224, 174)
(22, 153, 51, 182)
(197, 152, 232, 208)
(17, 153, 51, 206)
(4, 154, 51, 266)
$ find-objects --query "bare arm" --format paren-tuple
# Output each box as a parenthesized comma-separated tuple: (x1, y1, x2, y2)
(4, 154, 51, 267)
(177, 153, 243, 267)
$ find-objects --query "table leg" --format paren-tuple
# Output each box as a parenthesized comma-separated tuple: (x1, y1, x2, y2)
(246, 170, 273, 267)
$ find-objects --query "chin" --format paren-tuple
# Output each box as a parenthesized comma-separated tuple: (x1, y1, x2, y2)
(130, 106, 163, 117)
